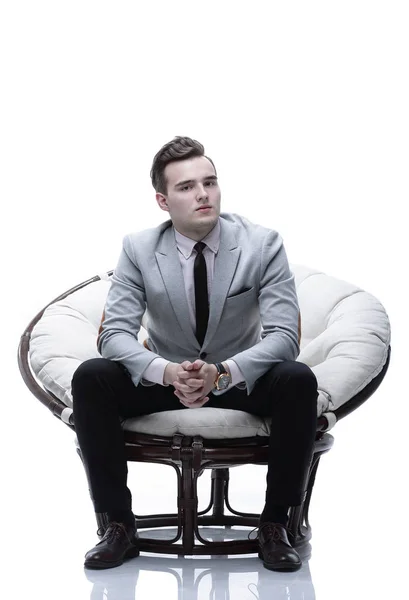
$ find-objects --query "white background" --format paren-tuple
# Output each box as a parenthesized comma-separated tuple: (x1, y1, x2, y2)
(1, 1, 407, 599)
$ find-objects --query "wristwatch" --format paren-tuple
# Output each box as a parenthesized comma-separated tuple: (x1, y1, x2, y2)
(214, 362, 231, 391)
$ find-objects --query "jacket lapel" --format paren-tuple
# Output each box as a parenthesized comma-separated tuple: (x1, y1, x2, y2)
(203, 218, 240, 347)
(155, 224, 198, 348)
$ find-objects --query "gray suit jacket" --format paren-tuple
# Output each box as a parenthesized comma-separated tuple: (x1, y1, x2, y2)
(97, 212, 300, 395)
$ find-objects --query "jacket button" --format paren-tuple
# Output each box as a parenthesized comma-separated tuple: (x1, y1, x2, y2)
(200, 352, 207, 359)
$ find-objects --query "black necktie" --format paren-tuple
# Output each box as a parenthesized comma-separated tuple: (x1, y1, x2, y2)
(194, 242, 209, 346)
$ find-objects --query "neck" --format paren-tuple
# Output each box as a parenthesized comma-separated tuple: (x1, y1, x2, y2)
(173, 222, 216, 242)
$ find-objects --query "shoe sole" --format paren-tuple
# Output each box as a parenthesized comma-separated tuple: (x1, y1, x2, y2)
(258, 551, 302, 572)
(84, 545, 140, 570)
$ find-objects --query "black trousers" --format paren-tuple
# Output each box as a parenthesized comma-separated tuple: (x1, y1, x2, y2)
(71, 358, 318, 514)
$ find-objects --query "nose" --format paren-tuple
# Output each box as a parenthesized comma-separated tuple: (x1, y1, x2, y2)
(196, 184, 208, 201)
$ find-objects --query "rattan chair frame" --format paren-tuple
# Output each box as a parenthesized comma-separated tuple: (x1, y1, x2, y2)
(18, 271, 391, 555)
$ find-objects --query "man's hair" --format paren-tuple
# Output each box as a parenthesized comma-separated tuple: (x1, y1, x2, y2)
(150, 136, 217, 195)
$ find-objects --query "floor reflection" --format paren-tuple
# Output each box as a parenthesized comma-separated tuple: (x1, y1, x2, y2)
(84, 527, 315, 600)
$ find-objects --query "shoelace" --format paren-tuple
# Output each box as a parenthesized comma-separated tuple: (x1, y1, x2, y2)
(247, 523, 288, 543)
(99, 521, 130, 544)
(259, 523, 287, 543)
(96, 526, 105, 537)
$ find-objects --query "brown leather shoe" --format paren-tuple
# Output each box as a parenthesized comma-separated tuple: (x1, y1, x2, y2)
(258, 522, 302, 572)
(84, 521, 140, 569)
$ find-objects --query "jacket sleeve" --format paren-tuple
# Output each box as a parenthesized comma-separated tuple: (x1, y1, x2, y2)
(228, 230, 300, 394)
(97, 234, 162, 387)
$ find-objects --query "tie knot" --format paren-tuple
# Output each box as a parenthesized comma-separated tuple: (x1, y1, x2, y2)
(194, 242, 206, 254)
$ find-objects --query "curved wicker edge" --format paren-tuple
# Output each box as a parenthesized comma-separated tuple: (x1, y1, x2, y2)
(334, 344, 391, 421)
(17, 271, 391, 445)
(17, 273, 102, 431)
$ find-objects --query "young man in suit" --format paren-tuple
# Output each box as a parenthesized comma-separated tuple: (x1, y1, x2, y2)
(71, 136, 318, 572)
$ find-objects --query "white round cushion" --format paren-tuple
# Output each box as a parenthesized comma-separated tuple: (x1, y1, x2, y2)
(29, 265, 390, 436)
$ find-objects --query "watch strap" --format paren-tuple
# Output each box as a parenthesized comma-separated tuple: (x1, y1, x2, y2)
(215, 362, 227, 376)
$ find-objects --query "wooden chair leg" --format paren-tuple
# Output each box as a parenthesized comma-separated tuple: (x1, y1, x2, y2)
(211, 468, 228, 518)
(225, 470, 261, 519)
(180, 449, 196, 554)
(76, 433, 333, 555)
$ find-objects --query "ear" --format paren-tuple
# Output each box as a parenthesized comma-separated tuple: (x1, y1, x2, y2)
(156, 192, 169, 212)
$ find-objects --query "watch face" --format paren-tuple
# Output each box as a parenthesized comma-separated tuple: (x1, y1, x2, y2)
(218, 374, 230, 390)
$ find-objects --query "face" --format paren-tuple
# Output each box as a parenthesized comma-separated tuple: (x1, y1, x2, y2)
(156, 156, 221, 240)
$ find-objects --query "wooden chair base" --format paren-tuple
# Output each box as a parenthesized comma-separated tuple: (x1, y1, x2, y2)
(78, 432, 334, 556)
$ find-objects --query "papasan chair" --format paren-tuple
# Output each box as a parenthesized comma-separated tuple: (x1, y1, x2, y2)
(18, 263, 391, 555)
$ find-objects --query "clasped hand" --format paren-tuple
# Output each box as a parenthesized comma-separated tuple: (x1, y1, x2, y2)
(165, 360, 217, 408)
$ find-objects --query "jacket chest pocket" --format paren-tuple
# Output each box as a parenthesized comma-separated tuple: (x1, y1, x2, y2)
(223, 287, 256, 335)
(226, 287, 254, 302)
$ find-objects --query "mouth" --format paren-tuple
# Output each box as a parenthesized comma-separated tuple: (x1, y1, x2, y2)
(196, 206, 212, 212)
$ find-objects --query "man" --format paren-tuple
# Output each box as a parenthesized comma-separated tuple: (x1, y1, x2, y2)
(71, 136, 318, 572)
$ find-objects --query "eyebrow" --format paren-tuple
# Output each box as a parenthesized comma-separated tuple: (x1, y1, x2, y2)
(174, 175, 218, 188)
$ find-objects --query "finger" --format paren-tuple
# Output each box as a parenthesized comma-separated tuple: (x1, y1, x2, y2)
(182, 360, 204, 372)
(174, 389, 202, 403)
(174, 381, 203, 395)
(181, 362, 197, 371)
(185, 377, 205, 387)
(175, 391, 189, 404)
(179, 397, 201, 407)
(191, 360, 205, 369)
(180, 361, 193, 370)
(176, 369, 194, 381)
(181, 380, 204, 390)
(177, 370, 202, 381)
(187, 394, 209, 404)
(193, 397, 209, 405)
(176, 373, 204, 386)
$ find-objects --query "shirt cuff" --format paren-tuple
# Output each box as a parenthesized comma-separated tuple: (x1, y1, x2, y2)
(141, 357, 170, 387)
(211, 360, 247, 395)
(226, 360, 246, 387)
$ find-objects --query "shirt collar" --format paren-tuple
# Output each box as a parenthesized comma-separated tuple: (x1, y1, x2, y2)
(174, 218, 220, 259)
